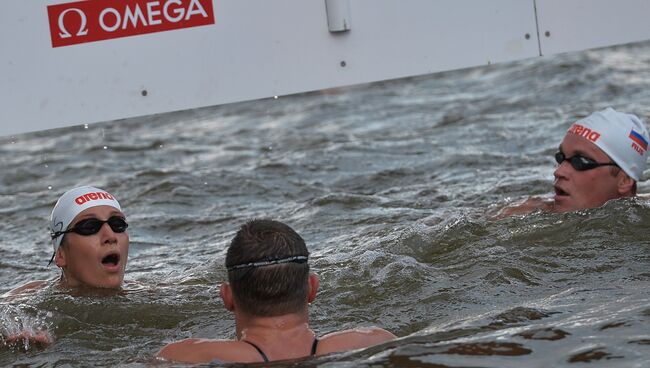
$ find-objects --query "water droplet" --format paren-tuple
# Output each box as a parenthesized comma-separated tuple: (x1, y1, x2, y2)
(44, 164, 48, 168)
(274, 96, 278, 99)
(84, 124, 89, 129)
(204, 182, 208, 185)
(103, 146, 108, 150)
(47, 186, 52, 190)
(159, 144, 164, 148)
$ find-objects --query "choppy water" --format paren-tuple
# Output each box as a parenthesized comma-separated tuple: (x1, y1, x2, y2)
(2, 41, 650, 367)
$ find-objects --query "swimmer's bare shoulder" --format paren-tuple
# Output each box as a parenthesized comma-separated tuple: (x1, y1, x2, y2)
(494, 197, 554, 219)
(318, 326, 396, 354)
(155, 328, 396, 363)
(156, 339, 258, 364)
(3, 280, 49, 297)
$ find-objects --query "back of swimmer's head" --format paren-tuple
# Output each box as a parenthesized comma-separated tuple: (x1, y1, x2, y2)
(50, 185, 123, 253)
(226, 219, 310, 317)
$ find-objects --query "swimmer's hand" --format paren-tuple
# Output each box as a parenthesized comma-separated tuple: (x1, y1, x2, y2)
(493, 197, 553, 219)
(2, 331, 53, 350)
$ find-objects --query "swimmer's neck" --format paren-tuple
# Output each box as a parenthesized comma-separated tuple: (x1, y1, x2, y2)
(56, 275, 124, 295)
(235, 310, 313, 341)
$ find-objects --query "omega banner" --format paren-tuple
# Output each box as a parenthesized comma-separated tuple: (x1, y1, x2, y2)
(47, 0, 215, 47)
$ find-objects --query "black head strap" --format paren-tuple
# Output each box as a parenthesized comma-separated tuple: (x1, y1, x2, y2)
(227, 255, 308, 272)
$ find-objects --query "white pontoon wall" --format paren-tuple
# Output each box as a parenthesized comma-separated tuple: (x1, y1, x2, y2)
(1, 0, 650, 137)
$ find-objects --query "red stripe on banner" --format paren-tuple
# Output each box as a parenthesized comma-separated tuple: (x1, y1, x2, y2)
(47, 0, 215, 48)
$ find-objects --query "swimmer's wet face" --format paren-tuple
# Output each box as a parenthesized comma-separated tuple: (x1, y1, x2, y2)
(551, 108, 648, 213)
(55, 205, 129, 288)
(553, 133, 631, 213)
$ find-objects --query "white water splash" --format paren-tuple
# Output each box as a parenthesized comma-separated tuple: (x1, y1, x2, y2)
(0, 305, 53, 351)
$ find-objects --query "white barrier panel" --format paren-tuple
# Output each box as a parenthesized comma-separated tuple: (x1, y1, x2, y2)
(3, 1, 650, 137)
(1, 0, 540, 137)
(536, 0, 650, 56)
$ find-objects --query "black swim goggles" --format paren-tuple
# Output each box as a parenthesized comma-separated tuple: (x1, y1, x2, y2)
(50, 216, 128, 239)
(554, 151, 618, 171)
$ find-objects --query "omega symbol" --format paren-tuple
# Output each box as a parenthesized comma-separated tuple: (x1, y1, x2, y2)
(58, 8, 89, 38)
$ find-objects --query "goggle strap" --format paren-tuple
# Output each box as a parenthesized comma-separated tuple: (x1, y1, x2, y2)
(227, 255, 308, 271)
(50, 230, 64, 240)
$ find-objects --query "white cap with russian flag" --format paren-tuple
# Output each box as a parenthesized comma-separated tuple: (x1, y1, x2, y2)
(50, 186, 122, 252)
(568, 107, 649, 181)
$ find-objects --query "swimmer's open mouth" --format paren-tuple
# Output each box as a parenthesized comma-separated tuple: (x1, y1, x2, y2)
(554, 186, 569, 196)
(102, 253, 120, 266)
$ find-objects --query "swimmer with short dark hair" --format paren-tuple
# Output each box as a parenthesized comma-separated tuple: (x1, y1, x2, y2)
(156, 219, 396, 364)
(499, 108, 649, 216)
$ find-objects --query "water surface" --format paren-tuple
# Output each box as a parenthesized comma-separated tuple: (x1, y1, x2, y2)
(2, 41, 650, 367)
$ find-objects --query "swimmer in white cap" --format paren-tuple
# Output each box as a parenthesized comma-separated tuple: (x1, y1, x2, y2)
(2, 186, 129, 349)
(8, 185, 129, 293)
(49, 185, 129, 288)
(500, 107, 650, 216)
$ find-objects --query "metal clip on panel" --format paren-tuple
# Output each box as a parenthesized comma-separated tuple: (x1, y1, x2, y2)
(325, 0, 351, 33)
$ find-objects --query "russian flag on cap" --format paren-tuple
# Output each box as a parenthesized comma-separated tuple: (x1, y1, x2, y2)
(629, 129, 648, 150)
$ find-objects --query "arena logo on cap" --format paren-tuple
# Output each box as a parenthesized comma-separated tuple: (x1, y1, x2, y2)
(568, 123, 601, 143)
(629, 129, 648, 155)
(47, 0, 215, 48)
(75, 191, 115, 205)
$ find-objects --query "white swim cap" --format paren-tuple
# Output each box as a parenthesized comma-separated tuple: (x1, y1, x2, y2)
(50, 186, 122, 253)
(567, 107, 649, 181)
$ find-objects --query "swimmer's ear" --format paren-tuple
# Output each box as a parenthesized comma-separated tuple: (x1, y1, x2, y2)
(54, 248, 66, 268)
(220, 283, 235, 311)
(307, 273, 319, 303)
(617, 172, 635, 196)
